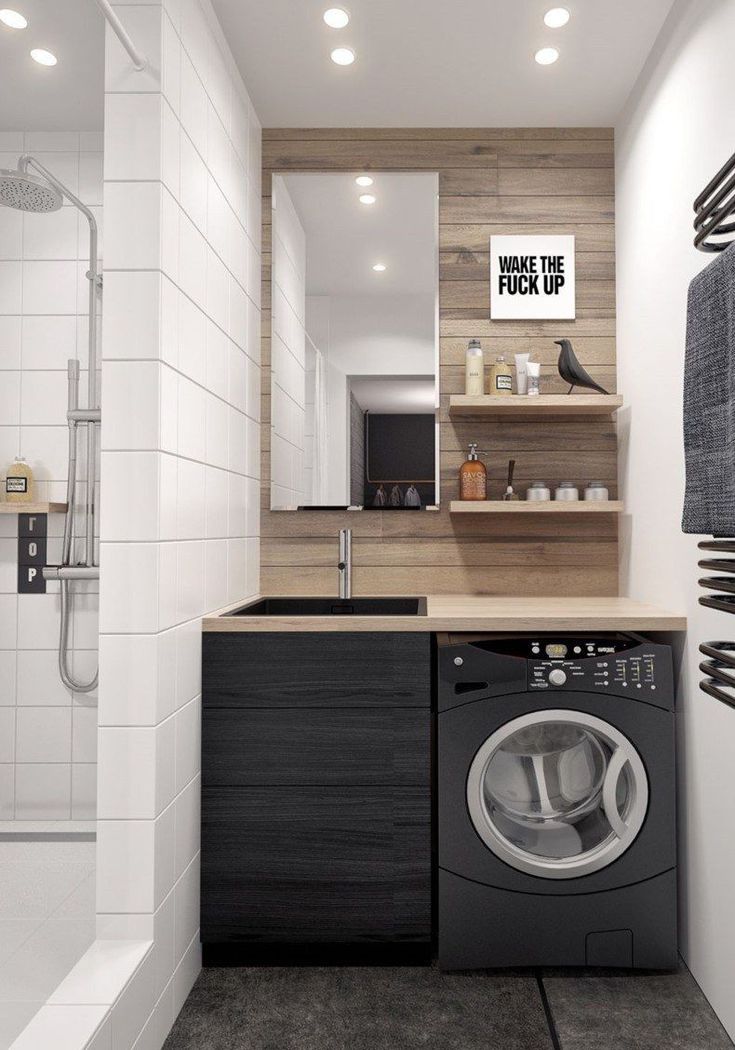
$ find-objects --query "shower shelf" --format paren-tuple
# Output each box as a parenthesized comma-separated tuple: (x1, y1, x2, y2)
(449, 500, 623, 514)
(448, 394, 623, 417)
(0, 502, 67, 514)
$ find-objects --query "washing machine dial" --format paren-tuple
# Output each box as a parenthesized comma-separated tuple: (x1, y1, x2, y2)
(548, 668, 567, 687)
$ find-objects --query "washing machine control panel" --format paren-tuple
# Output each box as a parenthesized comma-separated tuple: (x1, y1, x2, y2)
(526, 636, 661, 696)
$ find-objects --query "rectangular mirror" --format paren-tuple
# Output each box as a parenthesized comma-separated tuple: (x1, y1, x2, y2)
(269, 172, 439, 510)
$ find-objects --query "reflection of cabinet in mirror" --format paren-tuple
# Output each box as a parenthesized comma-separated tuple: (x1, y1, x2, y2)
(269, 172, 439, 511)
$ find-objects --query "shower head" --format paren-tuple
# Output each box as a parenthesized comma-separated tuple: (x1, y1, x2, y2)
(0, 167, 63, 212)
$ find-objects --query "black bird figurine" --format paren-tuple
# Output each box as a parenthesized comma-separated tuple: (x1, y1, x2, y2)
(555, 339, 609, 395)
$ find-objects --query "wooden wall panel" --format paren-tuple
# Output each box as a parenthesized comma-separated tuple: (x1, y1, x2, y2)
(260, 128, 618, 598)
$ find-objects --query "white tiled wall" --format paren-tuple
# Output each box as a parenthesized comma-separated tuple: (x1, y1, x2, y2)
(0, 130, 102, 822)
(98, 0, 261, 1046)
(270, 177, 307, 507)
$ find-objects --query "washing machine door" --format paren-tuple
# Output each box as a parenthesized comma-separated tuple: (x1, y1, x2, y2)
(466, 709, 649, 880)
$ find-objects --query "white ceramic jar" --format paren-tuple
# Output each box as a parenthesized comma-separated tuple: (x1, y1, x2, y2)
(526, 481, 551, 501)
(584, 481, 609, 501)
(555, 481, 579, 501)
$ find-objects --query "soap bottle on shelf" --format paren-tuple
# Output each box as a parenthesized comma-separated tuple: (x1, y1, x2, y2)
(459, 443, 487, 501)
(489, 354, 513, 396)
(465, 339, 484, 396)
(4, 456, 33, 503)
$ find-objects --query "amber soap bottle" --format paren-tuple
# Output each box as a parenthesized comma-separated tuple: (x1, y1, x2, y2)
(459, 443, 487, 500)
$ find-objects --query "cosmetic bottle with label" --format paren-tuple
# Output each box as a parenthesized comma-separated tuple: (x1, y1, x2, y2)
(465, 339, 484, 396)
(489, 354, 512, 396)
(459, 443, 487, 501)
(4, 456, 33, 503)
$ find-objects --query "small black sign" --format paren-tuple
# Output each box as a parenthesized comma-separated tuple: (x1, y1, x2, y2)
(17, 513, 47, 593)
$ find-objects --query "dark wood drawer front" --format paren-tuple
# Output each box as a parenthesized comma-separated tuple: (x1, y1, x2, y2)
(201, 786, 431, 943)
(203, 709, 430, 787)
(202, 632, 431, 708)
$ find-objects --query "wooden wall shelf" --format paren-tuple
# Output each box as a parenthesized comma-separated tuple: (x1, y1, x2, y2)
(448, 394, 623, 418)
(0, 502, 67, 515)
(449, 500, 623, 514)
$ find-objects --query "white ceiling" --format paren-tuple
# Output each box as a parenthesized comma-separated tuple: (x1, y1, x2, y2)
(282, 172, 437, 295)
(0, 0, 104, 131)
(351, 376, 435, 414)
(212, 0, 676, 127)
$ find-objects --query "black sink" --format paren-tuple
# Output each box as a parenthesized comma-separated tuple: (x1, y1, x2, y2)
(231, 596, 427, 617)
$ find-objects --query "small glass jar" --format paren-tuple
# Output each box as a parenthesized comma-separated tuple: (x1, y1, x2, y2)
(584, 481, 610, 501)
(526, 481, 551, 501)
(555, 481, 579, 501)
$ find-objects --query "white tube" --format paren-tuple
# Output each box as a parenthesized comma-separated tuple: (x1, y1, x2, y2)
(526, 360, 541, 397)
(514, 353, 530, 395)
(93, 0, 147, 70)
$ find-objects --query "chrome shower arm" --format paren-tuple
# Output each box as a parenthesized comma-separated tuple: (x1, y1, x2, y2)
(18, 156, 99, 280)
(92, 0, 147, 71)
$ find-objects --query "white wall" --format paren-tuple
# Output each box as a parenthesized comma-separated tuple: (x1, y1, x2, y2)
(616, 0, 735, 1037)
(0, 130, 102, 823)
(270, 177, 307, 507)
(94, 0, 261, 1045)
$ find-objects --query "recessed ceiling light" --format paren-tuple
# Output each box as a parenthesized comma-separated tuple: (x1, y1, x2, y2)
(544, 7, 570, 28)
(30, 47, 57, 66)
(0, 9, 27, 28)
(355, 175, 373, 187)
(372, 263, 386, 272)
(359, 193, 376, 205)
(323, 7, 349, 29)
(534, 47, 559, 65)
(330, 46, 355, 66)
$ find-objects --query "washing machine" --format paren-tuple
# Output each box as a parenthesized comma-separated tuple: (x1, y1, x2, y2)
(437, 632, 677, 971)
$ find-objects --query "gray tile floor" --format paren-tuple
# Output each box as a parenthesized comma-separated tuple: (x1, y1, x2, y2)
(164, 960, 734, 1050)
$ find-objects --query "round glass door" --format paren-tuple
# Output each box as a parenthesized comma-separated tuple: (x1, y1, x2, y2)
(466, 709, 649, 879)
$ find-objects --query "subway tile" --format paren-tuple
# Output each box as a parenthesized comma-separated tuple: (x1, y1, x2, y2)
(161, 185, 180, 283)
(0, 595, 17, 649)
(72, 704, 98, 764)
(17, 593, 61, 648)
(174, 773, 199, 880)
(0, 261, 22, 313)
(103, 182, 162, 271)
(205, 391, 228, 470)
(179, 129, 208, 233)
(100, 451, 161, 542)
(0, 764, 13, 818)
(178, 210, 207, 307)
(0, 708, 14, 762)
(160, 363, 179, 455)
(23, 206, 79, 261)
(160, 274, 179, 368)
(71, 763, 97, 820)
(101, 361, 160, 451)
(109, 929, 158, 1050)
(21, 260, 79, 314)
(174, 618, 201, 708)
(0, 205, 22, 260)
(178, 293, 206, 386)
(24, 132, 79, 153)
(99, 542, 160, 633)
(20, 370, 68, 426)
(104, 93, 164, 182)
(205, 318, 228, 400)
(205, 247, 229, 332)
(15, 763, 71, 819)
(21, 315, 76, 370)
(171, 933, 200, 1017)
(98, 632, 175, 728)
(97, 727, 157, 820)
(174, 695, 200, 794)
(0, 315, 22, 370)
(205, 466, 228, 538)
(180, 52, 208, 158)
(173, 854, 199, 964)
(16, 649, 69, 706)
(162, 98, 181, 199)
(177, 376, 206, 462)
(158, 540, 179, 632)
(154, 800, 176, 908)
(205, 538, 228, 611)
(97, 819, 155, 913)
(159, 450, 178, 540)
(0, 370, 20, 426)
(78, 152, 104, 207)
(176, 457, 206, 540)
(0, 650, 16, 704)
(162, 10, 182, 115)
(16, 706, 71, 762)
(176, 540, 204, 622)
(102, 271, 162, 362)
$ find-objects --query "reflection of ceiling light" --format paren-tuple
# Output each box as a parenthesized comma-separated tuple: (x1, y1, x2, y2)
(355, 175, 373, 187)
(323, 7, 349, 28)
(544, 7, 570, 28)
(359, 193, 376, 205)
(372, 263, 386, 272)
(534, 47, 559, 65)
(0, 9, 28, 28)
(31, 47, 57, 65)
(330, 46, 355, 65)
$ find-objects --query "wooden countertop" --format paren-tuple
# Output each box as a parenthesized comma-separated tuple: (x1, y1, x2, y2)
(203, 596, 686, 633)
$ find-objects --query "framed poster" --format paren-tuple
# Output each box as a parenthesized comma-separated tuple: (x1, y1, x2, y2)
(489, 235, 576, 319)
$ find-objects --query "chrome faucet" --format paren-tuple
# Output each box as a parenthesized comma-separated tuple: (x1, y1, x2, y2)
(338, 528, 352, 599)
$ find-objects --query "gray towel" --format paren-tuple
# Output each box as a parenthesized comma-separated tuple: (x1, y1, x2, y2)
(683, 242, 735, 535)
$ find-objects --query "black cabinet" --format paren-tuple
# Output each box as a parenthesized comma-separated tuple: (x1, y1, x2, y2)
(201, 631, 432, 962)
